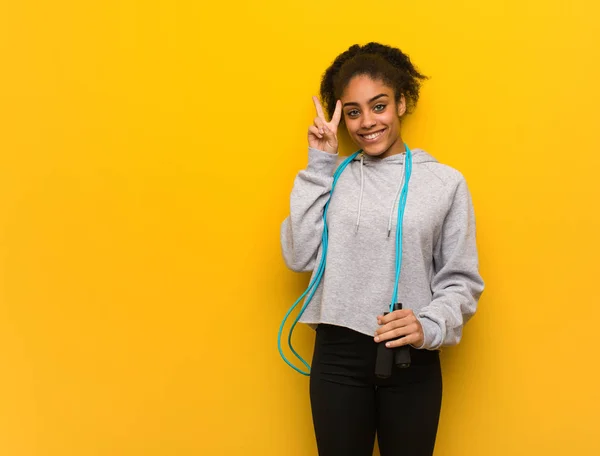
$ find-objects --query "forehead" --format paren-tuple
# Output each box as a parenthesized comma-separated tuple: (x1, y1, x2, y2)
(341, 75, 394, 101)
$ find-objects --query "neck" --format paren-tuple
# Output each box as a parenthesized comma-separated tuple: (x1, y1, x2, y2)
(377, 135, 405, 159)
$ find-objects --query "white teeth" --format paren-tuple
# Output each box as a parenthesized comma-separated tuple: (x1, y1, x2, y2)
(364, 131, 383, 140)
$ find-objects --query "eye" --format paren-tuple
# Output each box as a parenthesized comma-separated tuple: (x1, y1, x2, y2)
(346, 109, 360, 118)
(373, 104, 386, 112)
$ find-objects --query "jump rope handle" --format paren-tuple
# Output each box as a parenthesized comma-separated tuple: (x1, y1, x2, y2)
(374, 302, 412, 378)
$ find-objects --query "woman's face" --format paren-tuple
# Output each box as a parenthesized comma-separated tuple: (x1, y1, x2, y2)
(340, 75, 406, 158)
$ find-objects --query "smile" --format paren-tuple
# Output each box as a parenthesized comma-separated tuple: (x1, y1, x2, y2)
(360, 129, 385, 141)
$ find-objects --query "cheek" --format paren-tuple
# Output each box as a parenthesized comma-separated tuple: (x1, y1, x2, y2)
(345, 119, 361, 136)
(379, 111, 398, 127)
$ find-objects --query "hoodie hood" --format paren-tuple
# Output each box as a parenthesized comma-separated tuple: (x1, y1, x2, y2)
(351, 148, 438, 165)
(351, 148, 438, 234)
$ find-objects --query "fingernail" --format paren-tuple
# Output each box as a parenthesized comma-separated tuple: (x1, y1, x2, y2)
(385, 342, 391, 347)
(374, 336, 380, 342)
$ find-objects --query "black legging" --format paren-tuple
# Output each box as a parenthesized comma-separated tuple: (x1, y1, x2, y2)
(309, 324, 443, 456)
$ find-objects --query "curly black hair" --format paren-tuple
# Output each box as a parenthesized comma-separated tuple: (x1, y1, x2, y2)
(320, 42, 427, 120)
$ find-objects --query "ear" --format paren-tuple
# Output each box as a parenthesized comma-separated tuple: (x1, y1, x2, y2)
(397, 94, 407, 117)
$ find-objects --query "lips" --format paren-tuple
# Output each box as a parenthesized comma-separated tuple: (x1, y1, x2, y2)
(359, 128, 386, 141)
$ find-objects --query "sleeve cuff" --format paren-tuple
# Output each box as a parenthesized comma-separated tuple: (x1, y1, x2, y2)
(413, 317, 442, 350)
(307, 147, 339, 175)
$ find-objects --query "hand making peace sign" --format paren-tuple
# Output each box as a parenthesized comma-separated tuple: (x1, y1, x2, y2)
(308, 97, 342, 154)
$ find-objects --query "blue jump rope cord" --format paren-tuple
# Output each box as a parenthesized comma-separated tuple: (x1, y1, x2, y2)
(278, 145, 413, 376)
(391, 145, 413, 310)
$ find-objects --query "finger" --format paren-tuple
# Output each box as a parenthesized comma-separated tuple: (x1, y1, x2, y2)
(330, 99, 342, 128)
(375, 318, 404, 335)
(313, 117, 326, 134)
(374, 329, 404, 343)
(378, 309, 411, 325)
(374, 323, 417, 342)
(385, 333, 418, 348)
(308, 125, 323, 139)
(375, 313, 418, 336)
(313, 96, 326, 120)
(322, 124, 337, 139)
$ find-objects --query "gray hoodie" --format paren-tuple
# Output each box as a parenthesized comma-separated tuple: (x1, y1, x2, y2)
(280, 147, 484, 350)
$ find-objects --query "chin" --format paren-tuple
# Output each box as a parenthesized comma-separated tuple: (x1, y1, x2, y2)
(360, 144, 390, 157)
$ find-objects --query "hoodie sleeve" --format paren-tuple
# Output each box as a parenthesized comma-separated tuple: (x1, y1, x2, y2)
(415, 176, 485, 350)
(280, 147, 339, 272)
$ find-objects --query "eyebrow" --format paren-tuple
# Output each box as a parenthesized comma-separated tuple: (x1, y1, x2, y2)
(342, 93, 389, 108)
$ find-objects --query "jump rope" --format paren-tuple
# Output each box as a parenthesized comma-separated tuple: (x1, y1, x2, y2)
(278, 144, 413, 376)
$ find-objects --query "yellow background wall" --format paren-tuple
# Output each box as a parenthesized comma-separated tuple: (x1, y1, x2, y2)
(1, 1, 599, 455)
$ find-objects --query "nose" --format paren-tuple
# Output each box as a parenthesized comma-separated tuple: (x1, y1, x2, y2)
(361, 112, 376, 129)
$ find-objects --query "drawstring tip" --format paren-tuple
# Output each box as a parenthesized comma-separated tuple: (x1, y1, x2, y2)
(387, 229, 391, 237)
(355, 224, 359, 233)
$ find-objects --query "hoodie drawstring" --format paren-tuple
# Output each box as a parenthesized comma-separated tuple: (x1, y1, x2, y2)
(387, 171, 405, 237)
(355, 153, 406, 236)
(355, 153, 365, 232)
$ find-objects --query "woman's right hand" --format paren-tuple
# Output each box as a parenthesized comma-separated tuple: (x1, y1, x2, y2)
(308, 96, 342, 154)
